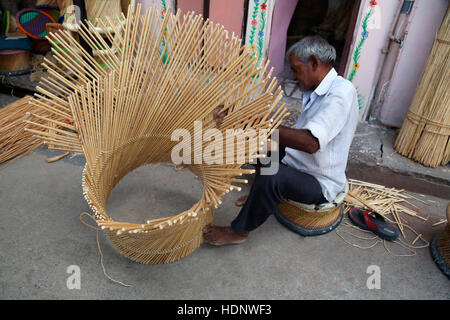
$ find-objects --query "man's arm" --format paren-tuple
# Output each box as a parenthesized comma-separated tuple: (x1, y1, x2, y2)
(213, 105, 227, 128)
(213, 106, 320, 154)
(278, 125, 319, 154)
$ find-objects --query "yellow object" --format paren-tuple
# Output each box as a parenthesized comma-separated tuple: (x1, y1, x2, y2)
(395, 8, 450, 167)
(26, 4, 288, 264)
(277, 183, 348, 234)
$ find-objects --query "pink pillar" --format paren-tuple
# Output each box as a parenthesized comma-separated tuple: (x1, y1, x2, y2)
(267, 0, 298, 76)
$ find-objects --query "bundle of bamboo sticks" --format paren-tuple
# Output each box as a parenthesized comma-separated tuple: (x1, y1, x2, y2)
(341, 179, 433, 255)
(26, 4, 288, 264)
(394, 8, 449, 167)
(0, 96, 48, 165)
(86, 0, 122, 21)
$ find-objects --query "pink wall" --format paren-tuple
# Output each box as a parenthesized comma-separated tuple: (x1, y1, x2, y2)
(209, 0, 245, 39)
(267, 0, 298, 77)
(178, 0, 244, 39)
(343, 0, 399, 120)
(177, 0, 204, 16)
(136, 0, 175, 12)
(378, 0, 448, 127)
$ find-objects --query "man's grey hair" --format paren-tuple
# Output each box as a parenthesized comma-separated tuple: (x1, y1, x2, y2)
(286, 36, 336, 66)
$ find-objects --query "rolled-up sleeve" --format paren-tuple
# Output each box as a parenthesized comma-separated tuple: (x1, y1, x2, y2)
(303, 84, 356, 151)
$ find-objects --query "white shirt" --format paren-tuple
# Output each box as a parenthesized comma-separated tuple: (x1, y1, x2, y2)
(282, 68, 358, 202)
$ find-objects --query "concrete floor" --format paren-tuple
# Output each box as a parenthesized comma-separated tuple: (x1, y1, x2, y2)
(0, 146, 449, 300)
(1, 91, 449, 299)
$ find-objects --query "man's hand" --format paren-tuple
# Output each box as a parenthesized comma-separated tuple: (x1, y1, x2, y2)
(213, 105, 228, 128)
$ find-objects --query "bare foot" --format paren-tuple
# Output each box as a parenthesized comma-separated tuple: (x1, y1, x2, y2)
(202, 225, 249, 246)
(235, 195, 249, 207)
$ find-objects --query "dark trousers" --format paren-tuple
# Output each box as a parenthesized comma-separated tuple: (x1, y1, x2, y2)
(231, 146, 327, 233)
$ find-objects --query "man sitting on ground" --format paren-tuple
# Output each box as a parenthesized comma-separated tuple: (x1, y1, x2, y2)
(203, 36, 359, 246)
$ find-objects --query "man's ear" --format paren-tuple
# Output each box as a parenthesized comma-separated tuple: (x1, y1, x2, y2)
(309, 55, 320, 71)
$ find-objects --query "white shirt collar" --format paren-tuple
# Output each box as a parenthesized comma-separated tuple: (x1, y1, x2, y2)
(302, 68, 338, 112)
(314, 68, 338, 96)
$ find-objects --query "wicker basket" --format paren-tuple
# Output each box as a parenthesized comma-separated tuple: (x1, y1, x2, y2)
(275, 182, 348, 236)
(0, 49, 31, 75)
(430, 203, 450, 279)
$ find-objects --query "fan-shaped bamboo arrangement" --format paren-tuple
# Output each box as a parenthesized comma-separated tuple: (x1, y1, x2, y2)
(0, 96, 44, 165)
(394, 8, 449, 167)
(25, 4, 288, 264)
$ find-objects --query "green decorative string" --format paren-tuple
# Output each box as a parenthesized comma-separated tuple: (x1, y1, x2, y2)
(161, 0, 167, 21)
(248, 0, 260, 47)
(247, 0, 269, 64)
(357, 89, 365, 109)
(348, 3, 375, 110)
(159, 0, 169, 64)
(256, 1, 267, 63)
(348, 7, 372, 83)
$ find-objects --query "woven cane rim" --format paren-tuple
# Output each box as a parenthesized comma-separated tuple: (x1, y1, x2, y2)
(277, 201, 342, 228)
(80, 136, 229, 264)
(429, 203, 449, 276)
(276, 183, 348, 230)
(275, 205, 344, 236)
(430, 233, 450, 279)
(81, 157, 216, 264)
(438, 207, 450, 263)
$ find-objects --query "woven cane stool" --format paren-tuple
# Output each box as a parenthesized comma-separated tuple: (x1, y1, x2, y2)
(275, 182, 349, 236)
(430, 203, 450, 279)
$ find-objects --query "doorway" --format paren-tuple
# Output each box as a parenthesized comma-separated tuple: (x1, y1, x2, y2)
(280, 0, 361, 81)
